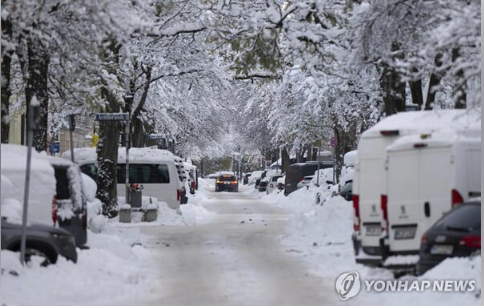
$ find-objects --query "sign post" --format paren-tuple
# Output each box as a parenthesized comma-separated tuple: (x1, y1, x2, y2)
(95, 113, 130, 204)
(20, 102, 40, 265)
(68, 114, 76, 163)
(330, 136, 337, 184)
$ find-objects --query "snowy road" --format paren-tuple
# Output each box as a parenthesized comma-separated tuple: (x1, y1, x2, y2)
(133, 186, 340, 305)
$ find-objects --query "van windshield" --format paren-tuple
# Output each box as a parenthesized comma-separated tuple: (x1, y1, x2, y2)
(80, 163, 170, 184)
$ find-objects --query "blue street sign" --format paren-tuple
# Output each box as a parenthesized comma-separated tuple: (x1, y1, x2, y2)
(95, 113, 129, 121)
(49, 142, 60, 154)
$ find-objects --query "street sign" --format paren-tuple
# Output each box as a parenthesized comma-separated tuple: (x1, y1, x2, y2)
(330, 137, 337, 148)
(265, 160, 271, 168)
(95, 113, 129, 121)
(49, 142, 60, 154)
(148, 134, 165, 140)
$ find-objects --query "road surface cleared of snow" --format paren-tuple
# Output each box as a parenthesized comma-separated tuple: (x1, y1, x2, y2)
(130, 186, 340, 305)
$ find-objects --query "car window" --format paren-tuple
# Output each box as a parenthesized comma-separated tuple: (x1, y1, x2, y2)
(80, 163, 170, 184)
(54, 167, 71, 200)
(435, 204, 481, 231)
(218, 175, 236, 181)
(118, 164, 170, 184)
(271, 176, 282, 182)
(340, 182, 353, 194)
(80, 164, 96, 180)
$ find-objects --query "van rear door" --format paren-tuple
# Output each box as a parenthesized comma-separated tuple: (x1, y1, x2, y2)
(388, 146, 452, 252)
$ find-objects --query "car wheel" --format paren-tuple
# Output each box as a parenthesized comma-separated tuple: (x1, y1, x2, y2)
(25, 247, 55, 267)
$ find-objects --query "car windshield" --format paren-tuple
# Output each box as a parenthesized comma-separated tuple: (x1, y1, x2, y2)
(435, 204, 481, 231)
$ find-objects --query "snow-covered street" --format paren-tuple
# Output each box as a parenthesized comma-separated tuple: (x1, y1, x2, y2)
(132, 186, 339, 305)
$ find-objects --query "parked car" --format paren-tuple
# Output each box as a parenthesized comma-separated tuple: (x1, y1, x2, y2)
(379, 130, 481, 264)
(339, 181, 353, 201)
(266, 175, 283, 194)
(255, 170, 268, 190)
(215, 174, 239, 192)
(276, 176, 285, 190)
(1, 216, 77, 266)
(352, 109, 480, 266)
(285, 161, 333, 196)
(3, 144, 88, 247)
(243, 173, 251, 185)
(416, 202, 481, 275)
(297, 175, 314, 190)
(248, 171, 263, 186)
(67, 147, 181, 211)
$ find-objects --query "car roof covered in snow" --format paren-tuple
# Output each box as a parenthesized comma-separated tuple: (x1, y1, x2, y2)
(343, 150, 357, 166)
(362, 109, 481, 138)
(387, 129, 481, 152)
(62, 147, 176, 164)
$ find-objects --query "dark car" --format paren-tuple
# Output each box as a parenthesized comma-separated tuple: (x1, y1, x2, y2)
(243, 173, 251, 185)
(339, 181, 353, 201)
(285, 161, 333, 196)
(215, 174, 239, 192)
(1, 217, 77, 266)
(416, 202, 481, 275)
(258, 179, 268, 192)
(255, 171, 267, 189)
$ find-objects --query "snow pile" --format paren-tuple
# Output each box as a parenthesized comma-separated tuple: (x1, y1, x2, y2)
(1, 228, 158, 305)
(113, 184, 213, 227)
(270, 185, 481, 305)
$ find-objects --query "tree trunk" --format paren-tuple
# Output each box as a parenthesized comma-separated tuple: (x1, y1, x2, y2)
(96, 88, 120, 217)
(425, 53, 443, 110)
(281, 146, 290, 173)
(452, 48, 466, 109)
(380, 65, 406, 116)
(409, 79, 423, 108)
(25, 37, 49, 151)
(1, 16, 13, 143)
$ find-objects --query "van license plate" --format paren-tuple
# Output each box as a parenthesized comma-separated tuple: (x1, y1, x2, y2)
(394, 227, 416, 239)
(366, 225, 381, 236)
(430, 245, 453, 255)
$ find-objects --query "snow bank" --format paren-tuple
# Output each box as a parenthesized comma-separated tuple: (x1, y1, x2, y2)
(266, 182, 481, 305)
(1, 228, 158, 306)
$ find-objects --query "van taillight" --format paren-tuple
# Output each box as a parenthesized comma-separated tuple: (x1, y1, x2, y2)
(421, 233, 428, 245)
(381, 195, 388, 231)
(52, 196, 58, 225)
(352, 195, 360, 232)
(459, 235, 481, 249)
(177, 189, 181, 201)
(451, 189, 464, 207)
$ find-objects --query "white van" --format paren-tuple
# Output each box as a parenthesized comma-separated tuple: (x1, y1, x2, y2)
(380, 129, 481, 262)
(352, 109, 481, 265)
(65, 147, 181, 211)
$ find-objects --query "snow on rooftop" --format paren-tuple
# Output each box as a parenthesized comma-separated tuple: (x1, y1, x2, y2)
(363, 109, 481, 138)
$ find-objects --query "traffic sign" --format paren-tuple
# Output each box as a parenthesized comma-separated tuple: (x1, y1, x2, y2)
(49, 142, 60, 154)
(265, 160, 271, 168)
(330, 137, 337, 148)
(148, 134, 165, 140)
(95, 113, 129, 121)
